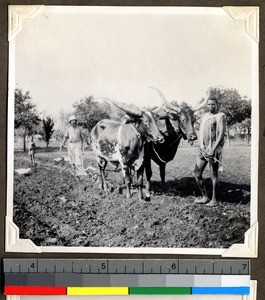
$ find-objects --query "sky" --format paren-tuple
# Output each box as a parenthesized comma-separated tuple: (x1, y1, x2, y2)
(14, 6, 256, 119)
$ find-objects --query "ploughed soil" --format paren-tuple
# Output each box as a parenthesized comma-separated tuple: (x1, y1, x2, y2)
(13, 145, 251, 249)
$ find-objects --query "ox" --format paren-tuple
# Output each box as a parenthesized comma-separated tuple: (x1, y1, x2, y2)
(91, 98, 164, 200)
(144, 88, 197, 199)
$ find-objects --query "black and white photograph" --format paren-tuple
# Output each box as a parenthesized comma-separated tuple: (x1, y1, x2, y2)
(7, 6, 258, 254)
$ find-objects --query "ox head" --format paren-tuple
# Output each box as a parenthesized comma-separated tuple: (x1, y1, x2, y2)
(98, 98, 164, 144)
(149, 87, 197, 143)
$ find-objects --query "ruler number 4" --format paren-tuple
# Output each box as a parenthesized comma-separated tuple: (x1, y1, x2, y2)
(30, 263, 35, 269)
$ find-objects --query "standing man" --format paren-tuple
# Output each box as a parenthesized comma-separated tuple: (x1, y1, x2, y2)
(28, 136, 36, 167)
(194, 96, 226, 207)
(61, 115, 84, 171)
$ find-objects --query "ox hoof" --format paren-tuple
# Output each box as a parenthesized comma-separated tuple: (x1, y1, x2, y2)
(117, 186, 123, 194)
(194, 197, 210, 204)
(206, 200, 219, 207)
(144, 194, 151, 201)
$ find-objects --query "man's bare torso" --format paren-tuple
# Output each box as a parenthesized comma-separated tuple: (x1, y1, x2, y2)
(200, 112, 225, 149)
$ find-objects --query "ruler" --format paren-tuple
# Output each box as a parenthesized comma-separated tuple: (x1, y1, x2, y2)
(4, 259, 250, 296)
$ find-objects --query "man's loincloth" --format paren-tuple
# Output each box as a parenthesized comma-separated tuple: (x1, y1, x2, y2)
(198, 145, 223, 163)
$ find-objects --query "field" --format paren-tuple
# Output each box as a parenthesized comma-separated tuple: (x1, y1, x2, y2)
(13, 143, 251, 249)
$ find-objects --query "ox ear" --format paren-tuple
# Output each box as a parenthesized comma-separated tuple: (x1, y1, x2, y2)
(151, 106, 162, 115)
(155, 112, 169, 120)
(168, 113, 178, 120)
(121, 115, 137, 125)
(162, 104, 180, 116)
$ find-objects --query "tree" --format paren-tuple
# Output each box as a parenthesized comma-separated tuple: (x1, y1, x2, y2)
(73, 96, 110, 131)
(55, 110, 72, 139)
(42, 116, 55, 147)
(53, 129, 64, 141)
(239, 118, 251, 144)
(14, 88, 40, 152)
(213, 88, 251, 145)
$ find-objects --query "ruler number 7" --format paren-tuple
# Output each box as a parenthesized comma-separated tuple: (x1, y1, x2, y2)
(242, 264, 247, 270)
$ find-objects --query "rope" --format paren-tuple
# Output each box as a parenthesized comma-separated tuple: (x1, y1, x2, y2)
(130, 123, 141, 138)
(200, 148, 242, 180)
(169, 134, 182, 147)
(152, 143, 167, 164)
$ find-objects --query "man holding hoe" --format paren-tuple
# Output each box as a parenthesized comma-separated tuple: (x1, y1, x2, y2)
(194, 94, 227, 207)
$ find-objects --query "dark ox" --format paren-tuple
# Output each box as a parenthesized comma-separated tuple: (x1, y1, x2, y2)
(144, 88, 197, 199)
(91, 98, 164, 200)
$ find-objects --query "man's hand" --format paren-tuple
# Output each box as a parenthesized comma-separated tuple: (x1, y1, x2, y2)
(207, 148, 215, 158)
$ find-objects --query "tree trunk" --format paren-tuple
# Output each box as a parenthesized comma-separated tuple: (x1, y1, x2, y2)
(46, 140, 49, 148)
(247, 127, 250, 144)
(23, 134, 26, 152)
(246, 133, 250, 144)
(226, 127, 231, 146)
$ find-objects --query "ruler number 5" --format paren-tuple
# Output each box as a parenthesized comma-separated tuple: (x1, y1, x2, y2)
(101, 263, 106, 270)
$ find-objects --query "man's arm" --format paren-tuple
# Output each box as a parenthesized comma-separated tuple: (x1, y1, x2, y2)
(61, 129, 69, 147)
(80, 129, 84, 148)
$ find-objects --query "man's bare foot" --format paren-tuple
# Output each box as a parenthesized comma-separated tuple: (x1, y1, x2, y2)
(194, 196, 210, 204)
(206, 199, 219, 207)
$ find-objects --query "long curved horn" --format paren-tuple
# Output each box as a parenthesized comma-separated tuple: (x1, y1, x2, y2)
(151, 106, 162, 115)
(145, 106, 157, 111)
(148, 87, 180, 113)
(96, 97, 142, 117)
(193, 89, 211, 111)
(145, 106, 162, 115)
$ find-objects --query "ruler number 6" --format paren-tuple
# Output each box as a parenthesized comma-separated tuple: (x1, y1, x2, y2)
(171, 263, 177, 270)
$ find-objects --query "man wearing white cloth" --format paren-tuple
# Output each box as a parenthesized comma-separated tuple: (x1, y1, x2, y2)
(194, 96, 226, 207)
(61, 115, 84, 171)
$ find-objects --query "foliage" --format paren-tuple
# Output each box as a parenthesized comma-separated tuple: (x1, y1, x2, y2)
(56, 110, 72, 137)
(53, 129, 64, 141)
(52, 110, 72, 142)
(207, 87, 251, 128)
(238, 118, 251, 144)
(42, 116, 55, 147)
(193, 87, 251, 145)
(14, 88, 41, 151)
(194, 87, 251, 127)
(239, 118, 251, 133)
(73, 96, 110, 131)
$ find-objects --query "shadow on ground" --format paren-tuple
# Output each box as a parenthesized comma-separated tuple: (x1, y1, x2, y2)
(150, 177, 250, 205)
